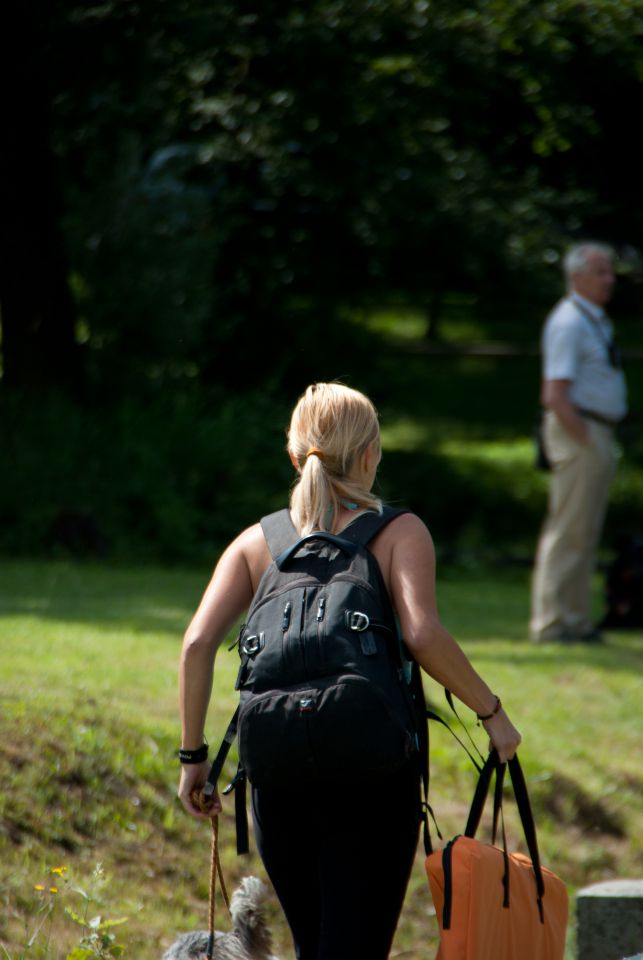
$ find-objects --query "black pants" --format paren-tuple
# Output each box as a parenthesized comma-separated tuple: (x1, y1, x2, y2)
(251, 760, 421, 960)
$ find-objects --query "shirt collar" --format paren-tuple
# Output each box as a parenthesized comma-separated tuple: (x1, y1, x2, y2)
(570, 291, 606, 322)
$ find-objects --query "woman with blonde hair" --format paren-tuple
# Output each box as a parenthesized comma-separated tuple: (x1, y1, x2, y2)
(178, 382, 521, 960)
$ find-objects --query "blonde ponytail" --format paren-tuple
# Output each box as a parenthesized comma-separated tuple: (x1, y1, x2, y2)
(287, 383, 383, 535)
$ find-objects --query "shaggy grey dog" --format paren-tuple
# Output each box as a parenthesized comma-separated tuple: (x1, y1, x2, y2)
(162, 876, 279, 960)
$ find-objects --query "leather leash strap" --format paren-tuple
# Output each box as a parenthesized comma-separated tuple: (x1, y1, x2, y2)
(192, 791, 231, 959)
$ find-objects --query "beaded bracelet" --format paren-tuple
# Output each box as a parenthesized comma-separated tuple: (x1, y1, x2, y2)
(178, 742, 209, 764)
(476, 696, 502, 721)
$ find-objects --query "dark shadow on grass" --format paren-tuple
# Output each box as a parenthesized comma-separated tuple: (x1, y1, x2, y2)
(530, 771, 628, 838)
(0, 561, 207, 635)
(363, 350, 540, 434)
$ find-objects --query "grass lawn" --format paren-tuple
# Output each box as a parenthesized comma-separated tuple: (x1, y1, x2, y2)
(0, 559, 641, 959)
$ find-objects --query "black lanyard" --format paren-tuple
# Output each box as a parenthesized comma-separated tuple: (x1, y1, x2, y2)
(569, 296, 622, 369)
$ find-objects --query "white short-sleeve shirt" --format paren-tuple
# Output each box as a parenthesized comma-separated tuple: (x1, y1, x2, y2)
(542, 293, 628, 421)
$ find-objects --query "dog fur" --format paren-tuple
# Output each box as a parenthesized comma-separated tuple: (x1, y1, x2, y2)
(162, 876, 279, 960)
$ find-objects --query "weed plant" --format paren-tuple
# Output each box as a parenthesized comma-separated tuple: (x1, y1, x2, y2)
(1, 864, 127, 960)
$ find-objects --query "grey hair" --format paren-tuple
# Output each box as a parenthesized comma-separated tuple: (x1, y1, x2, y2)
(563, 242, 614, 281)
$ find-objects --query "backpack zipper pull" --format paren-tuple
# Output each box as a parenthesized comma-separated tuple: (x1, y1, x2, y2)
(316, 597, 326, 622)
(282, 601, 293, 631)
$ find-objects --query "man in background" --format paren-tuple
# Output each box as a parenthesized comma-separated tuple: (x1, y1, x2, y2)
(530, 242, 628, 643)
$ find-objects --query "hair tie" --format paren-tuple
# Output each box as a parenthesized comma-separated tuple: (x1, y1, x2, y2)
(305, 447, 325, 461)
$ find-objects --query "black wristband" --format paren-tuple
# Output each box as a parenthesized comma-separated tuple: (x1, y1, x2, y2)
(178, 742, 208, 764)
(477, 696, 502, 721)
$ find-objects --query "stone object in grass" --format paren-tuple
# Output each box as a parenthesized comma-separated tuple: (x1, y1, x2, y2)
(576, 879, 643, 960)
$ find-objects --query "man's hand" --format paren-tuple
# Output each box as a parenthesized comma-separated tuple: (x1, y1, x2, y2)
(542, 379, 589, 445)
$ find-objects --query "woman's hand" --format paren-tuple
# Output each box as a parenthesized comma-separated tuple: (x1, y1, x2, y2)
(482, 709, 522, 762)
(178, 761, 222, 819)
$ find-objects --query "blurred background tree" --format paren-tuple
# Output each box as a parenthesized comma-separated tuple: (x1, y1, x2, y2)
(1, 0, 642, 559)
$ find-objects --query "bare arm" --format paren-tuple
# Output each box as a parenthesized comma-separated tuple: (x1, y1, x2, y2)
(178, 524, 266, 817)
(542, 379, 589, 445)
(387, 514, 521, 761)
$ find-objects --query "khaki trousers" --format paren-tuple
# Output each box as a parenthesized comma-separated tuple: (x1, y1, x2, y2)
(530, 412, 617, 640)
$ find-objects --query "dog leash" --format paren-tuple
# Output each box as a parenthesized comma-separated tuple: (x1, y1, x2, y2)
(193, 790, 231, 959)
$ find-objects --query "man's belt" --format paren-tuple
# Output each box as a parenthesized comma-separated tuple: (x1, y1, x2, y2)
(575, 407, 621, 428)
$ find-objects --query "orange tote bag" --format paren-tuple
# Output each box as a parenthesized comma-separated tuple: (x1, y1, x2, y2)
(425, 753, 568, 960)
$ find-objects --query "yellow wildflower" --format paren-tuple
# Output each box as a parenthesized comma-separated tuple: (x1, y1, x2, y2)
(51, 866, 67, 876)
(34, 884, 45, 892)
(49, 887, 59, 894)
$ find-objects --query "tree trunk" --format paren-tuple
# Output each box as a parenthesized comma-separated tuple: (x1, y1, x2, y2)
(425, 287, 443, 341)
(0, 2, 81, 393)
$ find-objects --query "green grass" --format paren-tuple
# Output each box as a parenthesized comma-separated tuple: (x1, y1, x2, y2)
(1, 560, 642, 959)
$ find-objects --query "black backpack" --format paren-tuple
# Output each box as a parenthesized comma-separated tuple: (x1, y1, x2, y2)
(205, 506, 428, 851)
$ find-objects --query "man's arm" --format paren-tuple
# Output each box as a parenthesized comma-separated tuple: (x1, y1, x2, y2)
(542, 379, 589, 445)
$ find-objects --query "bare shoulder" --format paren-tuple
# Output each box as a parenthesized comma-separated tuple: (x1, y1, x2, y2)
(186, 523, 271, 639)
(379, 511, 434, 550)
(228, 522, 273, 591)
(233, 522, 267, 552)
(370, 510, 435, 585)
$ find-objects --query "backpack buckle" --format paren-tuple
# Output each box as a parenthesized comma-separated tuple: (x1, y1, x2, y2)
(347, 610, 370, 632)
(241, 632, 264, 655)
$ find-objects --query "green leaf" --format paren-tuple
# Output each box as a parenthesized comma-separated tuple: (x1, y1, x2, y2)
(65, 906, 87, 926)
(96, 918, 129, 931)
(71, 885, 92, 901)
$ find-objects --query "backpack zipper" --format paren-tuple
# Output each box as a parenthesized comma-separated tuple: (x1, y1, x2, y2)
(316, 596, 326, 662)
(248, 577, 318, 616)
(298, 588, 308, 672)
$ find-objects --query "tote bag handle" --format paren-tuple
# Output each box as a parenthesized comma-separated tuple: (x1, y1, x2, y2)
(465, 751, 546, 919)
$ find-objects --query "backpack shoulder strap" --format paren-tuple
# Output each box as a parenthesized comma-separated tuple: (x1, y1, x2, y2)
(339, 505, 409, 547)
(260, 505, 409, 558)
(260, 508, 298, 560)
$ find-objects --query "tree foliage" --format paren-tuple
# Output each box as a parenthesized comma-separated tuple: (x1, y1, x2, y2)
(2, 0, 643, 560)
(2, 0, 642, 395)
